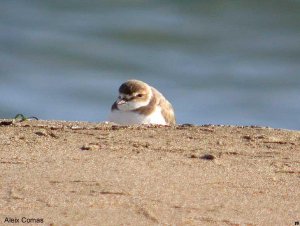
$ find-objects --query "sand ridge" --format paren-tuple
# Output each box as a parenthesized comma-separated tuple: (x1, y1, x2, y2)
(0, 120, 299, 225)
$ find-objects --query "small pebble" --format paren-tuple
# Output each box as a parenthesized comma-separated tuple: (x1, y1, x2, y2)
(35, 131, 47, 136)
(217, 140, 223, 145)
(189, 154, 198, 158)
(71, 125, 81, 130)
(200, 154, 216, 160)
(81, 145, 91, 151)
(49, 132, 59, 139)
(0, 121, 13, 126)
(242, 135, 253, 141)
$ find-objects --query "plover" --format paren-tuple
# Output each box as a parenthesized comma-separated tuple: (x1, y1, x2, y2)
(108, 80, 176, 125)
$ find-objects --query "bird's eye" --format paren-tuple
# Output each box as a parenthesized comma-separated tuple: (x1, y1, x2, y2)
(137, 94, 143, 97)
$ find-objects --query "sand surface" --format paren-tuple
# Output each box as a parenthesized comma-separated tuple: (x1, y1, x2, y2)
(0, 120, 299, 226)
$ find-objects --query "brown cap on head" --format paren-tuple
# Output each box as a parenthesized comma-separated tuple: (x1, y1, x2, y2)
(119, 80, 150, 95)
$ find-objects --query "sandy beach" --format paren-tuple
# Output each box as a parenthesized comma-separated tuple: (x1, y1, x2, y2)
(0, 120, 299, 226)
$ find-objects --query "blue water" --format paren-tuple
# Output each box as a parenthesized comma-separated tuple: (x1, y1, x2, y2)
(1, 1, 300, 129)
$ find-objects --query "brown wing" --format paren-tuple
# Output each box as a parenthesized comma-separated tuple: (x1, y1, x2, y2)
(151, 87, 176, 125)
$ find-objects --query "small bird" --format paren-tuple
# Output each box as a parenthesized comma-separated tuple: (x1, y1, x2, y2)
(108, 80, 176, 125)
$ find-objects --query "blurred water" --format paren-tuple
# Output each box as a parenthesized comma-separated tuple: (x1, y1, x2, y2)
(1, 0, 300, 129)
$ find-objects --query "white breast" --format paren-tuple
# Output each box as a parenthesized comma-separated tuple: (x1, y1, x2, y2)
(108, 106, 166, 125)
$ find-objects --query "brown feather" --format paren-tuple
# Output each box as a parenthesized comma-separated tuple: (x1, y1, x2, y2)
(133, 87, 176, 125)
(151, 87, 176, 125)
